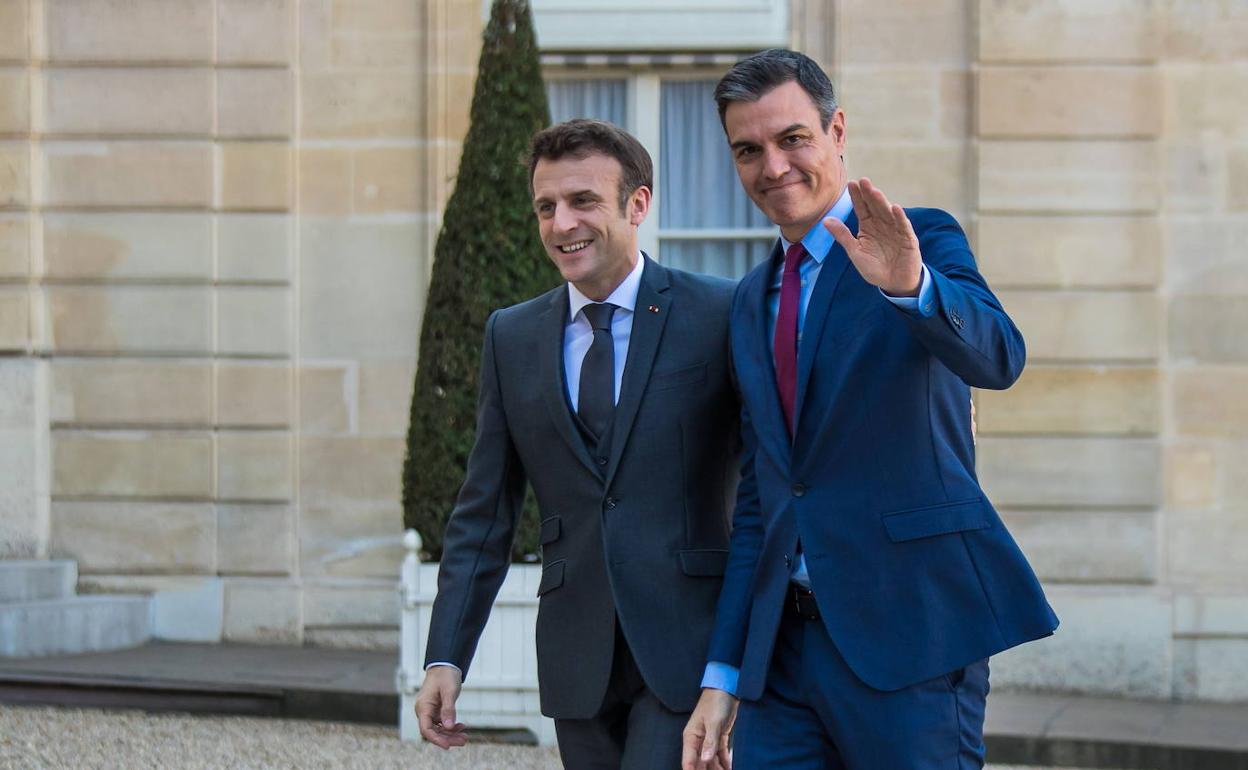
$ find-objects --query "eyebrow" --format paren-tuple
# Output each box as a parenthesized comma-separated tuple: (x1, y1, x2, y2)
(729, 123, 810, 151)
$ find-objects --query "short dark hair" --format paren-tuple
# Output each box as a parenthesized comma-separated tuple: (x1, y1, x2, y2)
(714, 48, 839, 131)
(527, 119, 653, 213)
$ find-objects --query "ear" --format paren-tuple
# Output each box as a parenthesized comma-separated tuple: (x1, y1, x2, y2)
(627, 185, 652, 227)
(826, 108, 847, 154)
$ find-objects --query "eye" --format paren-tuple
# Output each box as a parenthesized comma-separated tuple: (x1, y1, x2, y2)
(781, 134, 803, 147)
(735, 146, 759, 161)
(535, 202, 554, 216)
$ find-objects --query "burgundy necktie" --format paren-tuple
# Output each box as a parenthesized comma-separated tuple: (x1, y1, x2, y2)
(774, 243, 805, 435)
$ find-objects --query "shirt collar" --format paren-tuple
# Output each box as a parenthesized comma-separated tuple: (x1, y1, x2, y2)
(778, 186, 853, 265)
(567, 252, 645, 322)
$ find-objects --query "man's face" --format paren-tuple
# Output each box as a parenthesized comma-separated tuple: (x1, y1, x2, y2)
(723, 80, 847, 241)
(532, 153, 648, 297)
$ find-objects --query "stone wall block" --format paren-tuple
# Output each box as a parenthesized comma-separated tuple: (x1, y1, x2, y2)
(1165, 443, 1217, 511)
(52, 431, 213, 498)
(1165, 66, 1248, 142)
(300, 504, 403, 578)
(299, 149, 353, 216)
(41, 142, 212, 208)
(0, 287, 27, 351)
(300, 73, 419, 139)
(298, 437, 404, 505)
(837, 66, 942, 142)
(219, 142, 292, 211)
(978, 66, 1160, 138)
(849, 143, 967, 219)
(978, 0, 1160, 63)
(217, 363, 291, 427)
(358, 361, 415, 437)
(42, 213, 212, 281)
(46, 286, 211, 354)
(50, 501, 215, 574)
(1166, 217, 1248, 296)
(45, 0, 214, 63)
(979, 141, 1160, 213)
(216, 286, 291, 357)
(0, 216, 29, 278)
(1167, 509, 1248, 587)
(977, 215, 1161, 289)
(838, 0, 968, 64)
(50, 360, 212, 426)
(43, 69, 212, 136)
(977, 366, 1160, 435)
(298, 364, 352, 435)
(1173, 367, 1248, 438)
(0, 69, 29, 134)
(1173, 639, 1248, 702)
(1, 143, 30, 207)
(977, 437, 1160, 508)
(303, 583, 398, 627)
(0, 3, 28, 62)
(1000, 510, 1155, 583)
(216, 431, 292, 501)
(217, 70, 293, 139)
(999, 290, 1161, 361)
(216, 214, 290, 283)
(223, 579, 301, 643)
(217, 504, 293, 575)
(218, 0, 292, 65)
(352, 147, 420, 213)
(1169, 296, 1248, 364)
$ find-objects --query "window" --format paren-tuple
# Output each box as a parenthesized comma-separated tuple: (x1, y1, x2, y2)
(546, 73, 774, 279)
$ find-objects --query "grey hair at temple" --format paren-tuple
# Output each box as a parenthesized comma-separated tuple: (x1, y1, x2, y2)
(713, 48, 839, 132)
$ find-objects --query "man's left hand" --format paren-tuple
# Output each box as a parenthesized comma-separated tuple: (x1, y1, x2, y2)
(824, 177, 922, 297)
(682, 688, 738, 770)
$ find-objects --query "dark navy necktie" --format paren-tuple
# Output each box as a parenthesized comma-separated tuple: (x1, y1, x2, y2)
(578, 302, 617, 444)
(774, 243, 805, 435)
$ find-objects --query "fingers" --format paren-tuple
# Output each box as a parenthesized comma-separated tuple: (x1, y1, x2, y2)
(416, 680, 467, 750)
(823, 216, 856, 254)
(681, 725, 704, 770)
(700, 723, 722, 768)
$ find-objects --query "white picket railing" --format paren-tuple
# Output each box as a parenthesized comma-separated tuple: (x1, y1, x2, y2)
(397, 530, 556, 745)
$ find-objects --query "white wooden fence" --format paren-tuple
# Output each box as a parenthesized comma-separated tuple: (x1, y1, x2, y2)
(397, 530, 556, 744)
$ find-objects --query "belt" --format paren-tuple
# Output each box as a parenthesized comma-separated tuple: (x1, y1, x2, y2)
(789, 584, 820, 621)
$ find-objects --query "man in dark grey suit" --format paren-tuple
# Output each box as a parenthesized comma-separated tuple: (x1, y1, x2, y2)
(415, 119, 739, 770)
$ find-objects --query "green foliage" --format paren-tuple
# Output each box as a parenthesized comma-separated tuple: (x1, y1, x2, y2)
(402, 0, 557, 562)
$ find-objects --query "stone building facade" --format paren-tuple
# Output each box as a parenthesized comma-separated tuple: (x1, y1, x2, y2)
(0, 0, 1245, 701)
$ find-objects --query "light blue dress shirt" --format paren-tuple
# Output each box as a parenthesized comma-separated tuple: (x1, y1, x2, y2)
(700, 188, 937, 696)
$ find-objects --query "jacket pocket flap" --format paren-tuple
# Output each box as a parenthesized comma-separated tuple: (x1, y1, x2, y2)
(649, 362, 707, 391)
(882, 499, 990, 543)
(679, 549, 728, 577)
(539, 516, 561, 545)
(537, 560, 565, 596)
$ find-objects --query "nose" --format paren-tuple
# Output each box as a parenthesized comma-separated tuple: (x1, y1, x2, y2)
(552, 203, 578, 233)
(762, 146, 790, 180)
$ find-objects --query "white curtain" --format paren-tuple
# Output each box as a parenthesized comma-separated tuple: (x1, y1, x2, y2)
(659, 80, 773, 278)
(546, 80, 628, 126)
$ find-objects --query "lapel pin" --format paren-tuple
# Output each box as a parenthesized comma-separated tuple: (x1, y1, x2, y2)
(648, 305, 659, 313)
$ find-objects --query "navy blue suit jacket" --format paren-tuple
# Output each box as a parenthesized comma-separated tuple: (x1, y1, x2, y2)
(708, 207, 1058, 697)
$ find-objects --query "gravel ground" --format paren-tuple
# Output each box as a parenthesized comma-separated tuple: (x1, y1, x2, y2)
(0, 705, 1094, 770)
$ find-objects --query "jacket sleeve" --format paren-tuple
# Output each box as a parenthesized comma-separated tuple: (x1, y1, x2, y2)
(422, 310, 528, 679)
(896, 208, 1027, 390)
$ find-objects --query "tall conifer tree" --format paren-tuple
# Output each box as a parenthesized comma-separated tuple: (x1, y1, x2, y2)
(402, 0, 555, 560)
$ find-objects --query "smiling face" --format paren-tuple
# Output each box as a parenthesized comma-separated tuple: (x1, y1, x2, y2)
(723, 80, 847, 242)
(532, 152, 650, 301)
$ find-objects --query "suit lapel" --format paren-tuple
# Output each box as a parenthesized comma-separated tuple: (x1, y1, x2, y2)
(742, 244, 793, 470)
(603, 256, 669, 489)
(537, 288, 601, 477)
(793, 211, 855, 432)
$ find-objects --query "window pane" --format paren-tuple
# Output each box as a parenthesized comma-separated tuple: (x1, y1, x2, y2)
(659, 238, 772, 280)
(659, 80, 772, 231)
(546, 79, 628, 126)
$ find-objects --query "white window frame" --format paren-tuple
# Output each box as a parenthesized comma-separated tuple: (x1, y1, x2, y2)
(545, 68, 776, 266)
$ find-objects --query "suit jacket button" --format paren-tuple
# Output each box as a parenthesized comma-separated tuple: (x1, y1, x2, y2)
(597, 456, 607, 466)
(784, 554, 792, 567)
(604, 497, 617, 510)
(792, 483, 806, 497)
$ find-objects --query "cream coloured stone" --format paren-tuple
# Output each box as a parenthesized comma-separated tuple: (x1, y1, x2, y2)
(50, 360, 212, 426)
(1218, 441, 1248, 508)
(216, 286, 291, 357)
(76, 574, 223, 642)
(0, 287, 27, 351)
(218, 0, 292, 65)
(1000, 510, 1156, 583)
(0, 143, 30, 207)
(303, 628, 398, 649)
(45, 286, 211, 354)
(1164, 65, 1248, 143)
(0, 69, 29, 134)
(978, 66, 1160, 138)
(216, 214, 290, 283)
(1163, 1, 1248, 62)
(1230, 147, 1248, 212)
(298, 149, 353, 215)
(1174, 593, 1248, 636)
(298, 436, 404, 505)
(1173, 639, 1248, 702)
(848, 143, 968, 220)
(0, 360, 46, 559)
(979, 141, 1160, 214)
(42, 213, 212, 281)
(977, 437, 1160, 508)
(217, 504, 293, 575)
(43, 69, 212, 136)
(331, 33, 420, 69)
(329, 0, 420, 33)
(0, 3, 28, 62)
(837, 66, 943, 142)
(1165, 443, 1217, 510)
(1165, 143, 1221, 215)
(52, 431, 213, 498)
(0, 216, 28, 278)
(219, 142, 292, 211)
(299, 0, 332, 71)
(41, 142, 212, 208)
(976, 215, 1161, 289)
(1172, 367, 1248, 438)
(352, 147, 421, 214)
(217, 363, 291, 427)
(1167, 509, 1248, 586)
(300, 73, 420, 139)
(298, 364, 352, 434)
(300, 504, 403, 578)
(838, 0, 968, 65)
(1169, 296, 1248, 364)
(359, 360, 415, 436)
(223, 579, 301, 643)
(298, 220, 424, 359)
(1166, 217, 1248, 296)
(303, 582, 397, 627)
(216, 431, 292, 501)
(49, 501, 215, 574)
(217, 69, 293, 138)
(978, 0, 1160, 63)
(990, 587, 1171, 698)
(977, 366, 1160, 435)
(999, 290, 1161, 361)
(45, 0, 214, 63)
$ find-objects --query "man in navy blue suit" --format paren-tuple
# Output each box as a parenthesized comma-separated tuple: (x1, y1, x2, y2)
(681, 49, 1058, 770)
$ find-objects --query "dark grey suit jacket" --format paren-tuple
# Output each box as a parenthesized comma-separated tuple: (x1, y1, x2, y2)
(424, 256, 739, 719)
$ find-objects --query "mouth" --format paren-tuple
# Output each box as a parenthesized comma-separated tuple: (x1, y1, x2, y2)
(557, 240, 592, 254)
(762, 181, 803, 194)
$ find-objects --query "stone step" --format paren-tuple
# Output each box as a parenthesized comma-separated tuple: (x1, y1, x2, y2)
(0, 595, 151, 658)
(0, 560, 77, 604)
